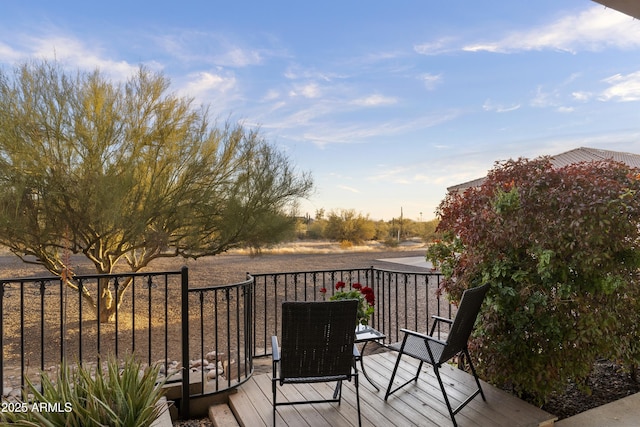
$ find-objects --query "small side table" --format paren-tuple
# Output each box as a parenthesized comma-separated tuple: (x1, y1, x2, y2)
(355, 325, 386, 391)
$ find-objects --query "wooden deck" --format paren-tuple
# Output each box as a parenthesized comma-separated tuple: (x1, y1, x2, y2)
(227, 351, 557, 427)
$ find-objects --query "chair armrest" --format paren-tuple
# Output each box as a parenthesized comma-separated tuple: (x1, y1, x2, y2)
(271, 336, 280, 361)
(429, 315, 453, 336)
(400, 328, 430, 339)
(431, 315, 453, 325)
(399, 328, 447, 346)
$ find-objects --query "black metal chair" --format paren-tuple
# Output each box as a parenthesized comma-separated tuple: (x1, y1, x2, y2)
(384, 283, 490, 427)
(271, 300, 362, 426)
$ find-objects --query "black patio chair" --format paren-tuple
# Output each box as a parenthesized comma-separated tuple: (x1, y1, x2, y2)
(384, 283, 490, 427)
(271, 300, 362, 427)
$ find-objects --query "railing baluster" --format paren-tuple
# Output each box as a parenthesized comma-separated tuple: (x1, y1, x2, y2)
(214, 288, 220, 391)
(19, 281, 25, 390)
(131, 276, 136, 356)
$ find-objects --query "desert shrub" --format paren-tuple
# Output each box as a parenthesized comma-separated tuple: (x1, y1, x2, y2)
(324, 209, 375, 244)
(1, 356, 167, 427)
(382, 237, 399, 248)
(427, 157, 640, 404)
(339, 239, 354, 249)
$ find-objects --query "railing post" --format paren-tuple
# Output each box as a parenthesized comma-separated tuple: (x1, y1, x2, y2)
(246, 273, 254, 377)
(180, 266, 190, 419)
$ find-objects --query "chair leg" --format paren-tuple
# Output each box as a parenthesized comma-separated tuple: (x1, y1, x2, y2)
(385, 353, 423, 400)
(332, 380, 343, 401)
(272, 378, 277, 426)
(355, 373, 362, 427)
(464, 348, 486, 401)
(415, 361, 424, 381)
(384, 352, 403, 400)
(432, 365, 458, 427)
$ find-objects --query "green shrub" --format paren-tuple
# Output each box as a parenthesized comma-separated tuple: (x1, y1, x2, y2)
(1, 356, 167, 427)
(427, 157, 640, 404)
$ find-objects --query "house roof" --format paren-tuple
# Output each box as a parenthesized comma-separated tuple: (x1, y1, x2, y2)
(593, 0, 640, 20)
(447, 147, 640, 193)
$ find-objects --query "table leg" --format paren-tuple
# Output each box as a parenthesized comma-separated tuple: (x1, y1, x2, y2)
(358, 341, 380, 392)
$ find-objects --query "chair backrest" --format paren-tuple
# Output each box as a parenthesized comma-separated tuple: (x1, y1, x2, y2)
(439, 283, 489, 362)
(280, 300, 358, 381)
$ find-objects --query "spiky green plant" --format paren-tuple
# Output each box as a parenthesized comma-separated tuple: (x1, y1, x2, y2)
(1, 356, 168, 427)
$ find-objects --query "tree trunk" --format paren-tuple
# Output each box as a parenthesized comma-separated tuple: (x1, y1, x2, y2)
(74, 276, 130, 323)
(98, 278, 116, 323)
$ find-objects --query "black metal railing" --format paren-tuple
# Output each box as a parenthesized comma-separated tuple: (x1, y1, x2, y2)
(250, 266, 448, 358)
(0, 269, 185, 387)
(184, 275, 254, 397)
(1, 264, 448, 420)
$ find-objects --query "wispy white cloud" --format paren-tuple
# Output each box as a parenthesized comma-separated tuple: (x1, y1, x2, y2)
(556, 106, 575, 113)
(1, 32, 144, 80)
(284, 64, 345, 82)
(0, 29, 161, 82)
(529, 86, 576, 113)
(420, 73, 443, 90)
(600, 71, 640, 101)
(572, 91, 593, 102)
(216, 47, 263, 67)
(531, 85, 561, 109)
(351, 94, 397, 106)
(182, 71, 237, 97)
(337, 185, 360, 193)
(155, 31, 267, 68)
(0, 41, 23, 63)
(289, 82, 322, 98)
(262, 89, 281, 102)
(483, 99, 521, 113)
(414, 37, 458, 55)
(415, 6, 640, 56)
(299, 111, 460, 148)
(461, 6, 640, 54)
(368, 166, 412, 184)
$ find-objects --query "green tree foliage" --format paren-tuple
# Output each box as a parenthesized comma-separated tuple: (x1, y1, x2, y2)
(324, 209, 375, 244)
(418, 218, 440, 242)
(373, 220, 390, 241)
(427, 157, 640, 404)
(0, 61, 313, 321)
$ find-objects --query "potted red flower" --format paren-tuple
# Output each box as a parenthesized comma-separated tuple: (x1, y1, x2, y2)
(320, 281, 375, 326)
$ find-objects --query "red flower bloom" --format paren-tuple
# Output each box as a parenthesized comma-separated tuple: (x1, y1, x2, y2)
(335, 281, 346, 290)
(361, 286, 375, 306)
(320, 287, 327, 294)
(352, 282, 362, 290)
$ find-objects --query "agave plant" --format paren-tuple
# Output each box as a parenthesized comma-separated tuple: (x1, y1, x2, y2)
(1, 356, 168, 427)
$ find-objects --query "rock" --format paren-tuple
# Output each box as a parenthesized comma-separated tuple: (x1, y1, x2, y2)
(189, 358, 208, 368)
(206, 369, 220, 380)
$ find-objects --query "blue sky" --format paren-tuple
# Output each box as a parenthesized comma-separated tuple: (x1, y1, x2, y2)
(2, 1, 640, 221)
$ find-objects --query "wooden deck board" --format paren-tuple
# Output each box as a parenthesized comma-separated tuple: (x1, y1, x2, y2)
(228, 351, 557, 427)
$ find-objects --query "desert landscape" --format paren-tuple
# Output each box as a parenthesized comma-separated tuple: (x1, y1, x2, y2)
(1, 243, 638, 424)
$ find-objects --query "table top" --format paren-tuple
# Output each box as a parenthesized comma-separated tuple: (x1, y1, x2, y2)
(355, 326, 386, 343)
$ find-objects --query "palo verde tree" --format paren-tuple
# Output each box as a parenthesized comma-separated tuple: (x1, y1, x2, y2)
(0, 61, 313, 322)
(427, 157, 640, 404)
